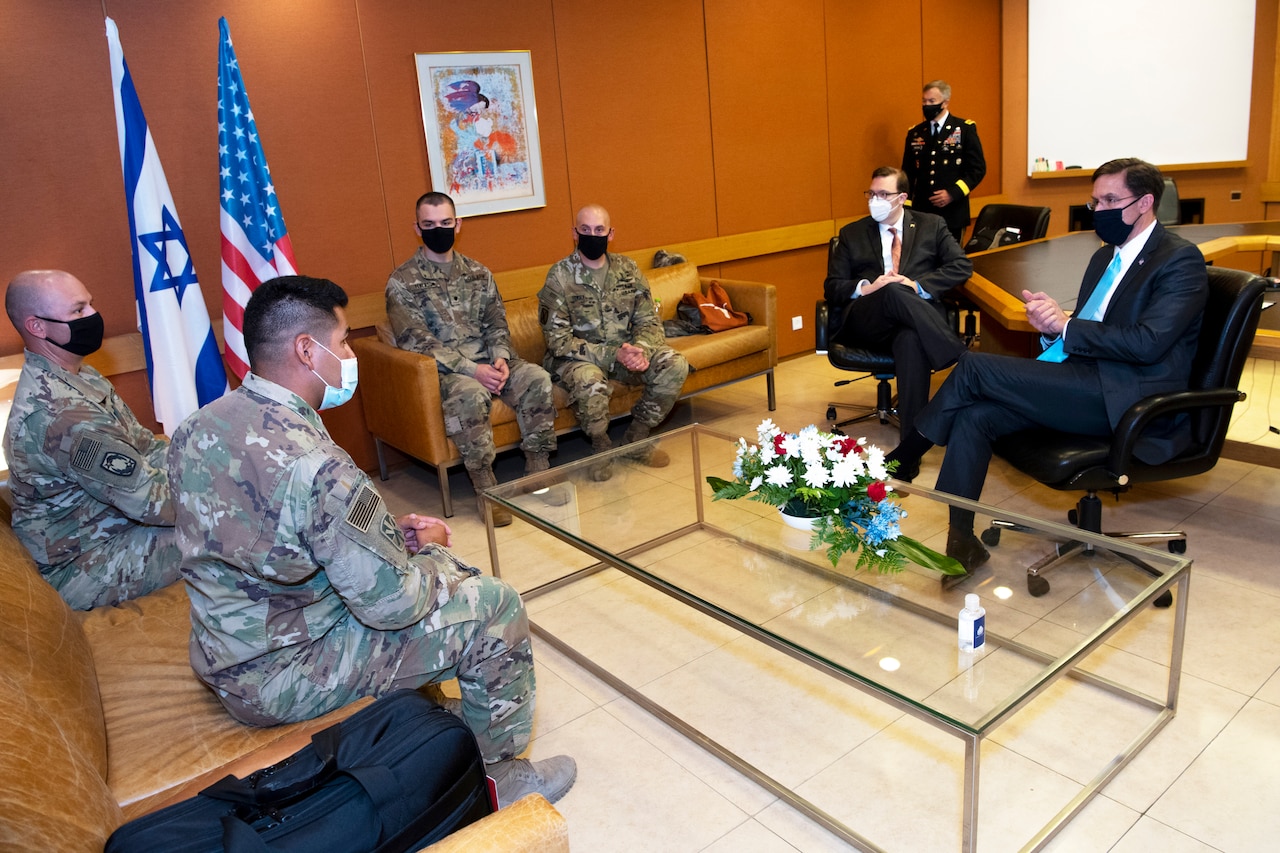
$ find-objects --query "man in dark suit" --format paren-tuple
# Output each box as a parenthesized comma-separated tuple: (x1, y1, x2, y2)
(888, 158, 1209, 574)
(825, 166, 972, 442)
(902, 80, 986, 245)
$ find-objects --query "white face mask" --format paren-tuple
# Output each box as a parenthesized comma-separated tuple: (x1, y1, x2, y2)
(310, 339, 359, 410)
(869, 197, 897, 223)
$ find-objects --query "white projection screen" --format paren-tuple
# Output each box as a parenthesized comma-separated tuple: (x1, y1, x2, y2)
(1027, 0, 1256, 175)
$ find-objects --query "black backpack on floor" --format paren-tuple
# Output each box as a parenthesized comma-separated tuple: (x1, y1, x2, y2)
(105, 689, 494, 853)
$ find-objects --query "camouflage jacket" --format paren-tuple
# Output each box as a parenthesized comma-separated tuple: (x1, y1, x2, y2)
(386, 249, 514, 377)
(537, 251, 666, 372)
(168, 372, 478, 686)
(2, 350, 172, 571)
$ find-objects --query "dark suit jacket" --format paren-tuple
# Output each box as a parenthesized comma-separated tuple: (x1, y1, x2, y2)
(1059, 223, 1208, 462)
(823, 210, 973, 335)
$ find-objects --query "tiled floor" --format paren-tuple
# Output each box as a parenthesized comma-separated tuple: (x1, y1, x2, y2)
(377, 354, 1280, 852)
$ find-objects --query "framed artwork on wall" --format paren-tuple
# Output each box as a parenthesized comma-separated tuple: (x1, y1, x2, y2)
(414, 50, 545, 217)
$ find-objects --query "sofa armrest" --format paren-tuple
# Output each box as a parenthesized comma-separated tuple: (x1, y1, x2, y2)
(350, 337, 456, 466)
(419, 793, 569, 853)
(704, 276, 778, 365)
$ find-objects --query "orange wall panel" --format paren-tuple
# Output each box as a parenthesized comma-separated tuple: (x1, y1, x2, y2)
(705, 0, 832, 233)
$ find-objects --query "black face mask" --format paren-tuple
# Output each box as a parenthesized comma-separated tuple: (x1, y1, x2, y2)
(922, 103, 944, 122)
(37, 312, 104, 356)
(577, 233, 609, 261)
(1092, 197, 1141, 245)
(420, 226, 455, 254)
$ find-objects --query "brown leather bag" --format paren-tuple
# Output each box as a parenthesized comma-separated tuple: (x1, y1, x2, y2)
(679, 281, 750, 332)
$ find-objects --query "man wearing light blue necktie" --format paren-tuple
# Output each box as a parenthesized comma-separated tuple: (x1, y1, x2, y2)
(886, 158, 1208, 575)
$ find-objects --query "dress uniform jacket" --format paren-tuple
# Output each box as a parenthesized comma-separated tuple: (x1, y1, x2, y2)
(902, 113, 986, 242)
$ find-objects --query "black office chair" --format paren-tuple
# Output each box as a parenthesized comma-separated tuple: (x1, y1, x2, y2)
(981, 266, 1265, 599)
(963, 204, 1052, 253)
(1156, 178, 1180, 226)
(816, 297, 897, 431)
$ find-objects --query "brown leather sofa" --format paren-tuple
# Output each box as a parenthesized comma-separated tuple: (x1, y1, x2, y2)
(354, 261, 778, 516)
(0, 506, 568, 852)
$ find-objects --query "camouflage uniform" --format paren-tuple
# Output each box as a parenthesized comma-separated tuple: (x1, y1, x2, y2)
(387, 250, 555, 471)
(167, 372, 533, 762)
(2, 350, 179, 610)
(538, 251, 689, 437)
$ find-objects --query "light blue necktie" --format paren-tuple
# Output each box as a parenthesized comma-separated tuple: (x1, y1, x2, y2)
(1037, 252, 1123, 363)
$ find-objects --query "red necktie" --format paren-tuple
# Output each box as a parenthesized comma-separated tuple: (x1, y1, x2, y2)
(888, 227, 901, 274)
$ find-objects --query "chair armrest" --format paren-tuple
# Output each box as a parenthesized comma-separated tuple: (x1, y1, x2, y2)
(350, 337, 455, 466)
(1107, 387, 1246, 478)
(815, 300, 829, 353)
(418, 794, 568, 853)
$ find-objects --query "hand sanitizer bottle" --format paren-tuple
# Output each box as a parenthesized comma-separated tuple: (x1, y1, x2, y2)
(958, 593, 985, 652)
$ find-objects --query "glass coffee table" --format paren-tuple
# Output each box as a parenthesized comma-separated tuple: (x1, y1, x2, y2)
(483, 424, 1190, 852)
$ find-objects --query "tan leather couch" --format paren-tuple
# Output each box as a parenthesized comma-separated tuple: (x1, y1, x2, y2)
(0, 507, 568, 852)
(354, 261, 777, 516)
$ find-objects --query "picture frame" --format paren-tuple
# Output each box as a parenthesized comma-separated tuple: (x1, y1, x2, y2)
(414, 50, 546, 218)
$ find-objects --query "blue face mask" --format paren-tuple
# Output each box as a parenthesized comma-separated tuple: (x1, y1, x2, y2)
(310, 339, 359, 410)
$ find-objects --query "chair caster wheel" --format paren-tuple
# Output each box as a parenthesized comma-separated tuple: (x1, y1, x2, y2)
(1154, 590, 1173, 608)
(1028, 575, 1050, 597)
(1168, 539, 1187, 554)
(980, 528, 1001, 547)
(826, 406, 837, 421)
(1067, 509, 1079, 526)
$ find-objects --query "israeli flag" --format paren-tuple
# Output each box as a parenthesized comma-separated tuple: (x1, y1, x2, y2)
(106, 17, 228, 434)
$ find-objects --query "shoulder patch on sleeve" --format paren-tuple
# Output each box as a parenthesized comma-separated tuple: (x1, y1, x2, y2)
(965, 119, 976, 125)
(344, 483, 381, 533)
(69, 430, 143, 488)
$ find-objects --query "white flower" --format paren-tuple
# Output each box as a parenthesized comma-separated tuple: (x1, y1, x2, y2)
(749, 475, 763, 490)
(764, 464, 793, 487)
(864, 445, 888, 480)
(802, 465, 829, 489)
(829, 455, 860, 487)
(796, 426, 823, 458)
(779, 433, 801, 459)
(756, 419, 778, 444)
(759, 442, 777, 464)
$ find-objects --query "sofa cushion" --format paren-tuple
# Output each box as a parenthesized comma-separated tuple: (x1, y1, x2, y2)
(79, 582, 369, 819)
(643, 263, 701, 320)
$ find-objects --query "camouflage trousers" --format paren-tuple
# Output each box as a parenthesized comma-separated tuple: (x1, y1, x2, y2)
(208, 574, 535, 763)
(553, 346, 689, 438)
(440, 357, 556, 472)
(44, 524, 182, 611)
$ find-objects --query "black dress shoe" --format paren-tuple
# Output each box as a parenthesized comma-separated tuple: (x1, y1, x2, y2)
(945, 529, 990, 578)
(891, 459, 920, 483)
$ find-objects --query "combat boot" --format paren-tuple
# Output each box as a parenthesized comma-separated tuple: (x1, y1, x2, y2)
(468, 466, 512, 527)
(523, 450, 569, 506)
(487, 755, 578, 806)
(621, 421, 669, 467)
(587, 433, 615, 482)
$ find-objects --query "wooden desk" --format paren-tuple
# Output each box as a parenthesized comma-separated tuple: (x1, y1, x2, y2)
(964, 222, 1280, 358)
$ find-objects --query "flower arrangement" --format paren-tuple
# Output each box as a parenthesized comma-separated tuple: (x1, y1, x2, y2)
(706, 420, 964, 576)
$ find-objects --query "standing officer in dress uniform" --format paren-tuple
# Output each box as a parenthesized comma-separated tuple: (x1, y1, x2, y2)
(901, 79, 987, 245)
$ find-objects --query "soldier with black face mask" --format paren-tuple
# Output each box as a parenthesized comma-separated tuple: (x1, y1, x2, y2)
(3, 269, 180, 609)
(386, 191, 560, 527)
(537, 204, 689, 481)
(902, 79, 986, 245)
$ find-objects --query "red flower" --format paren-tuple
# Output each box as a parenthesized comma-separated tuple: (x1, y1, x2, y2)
(773, 434, 787, 455)
(867, 481, 887, 502)
(837, 436, 859, 456)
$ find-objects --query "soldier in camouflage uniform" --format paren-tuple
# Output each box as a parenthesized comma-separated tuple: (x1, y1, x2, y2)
(3, 270, 179, 610)
(167, 275, 574, 806)
(538, 204, 689, 480)
(387, 192, 558, 526)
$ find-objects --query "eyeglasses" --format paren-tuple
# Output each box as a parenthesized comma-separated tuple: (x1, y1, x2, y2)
(1085, 195, 1136, 212)
(575, 225, 612, 236)
(863, 190, 903, 201)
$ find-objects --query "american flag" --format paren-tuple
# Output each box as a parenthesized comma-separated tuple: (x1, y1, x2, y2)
(106, 17, 228, 433)
(218, 16, 297, 379)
